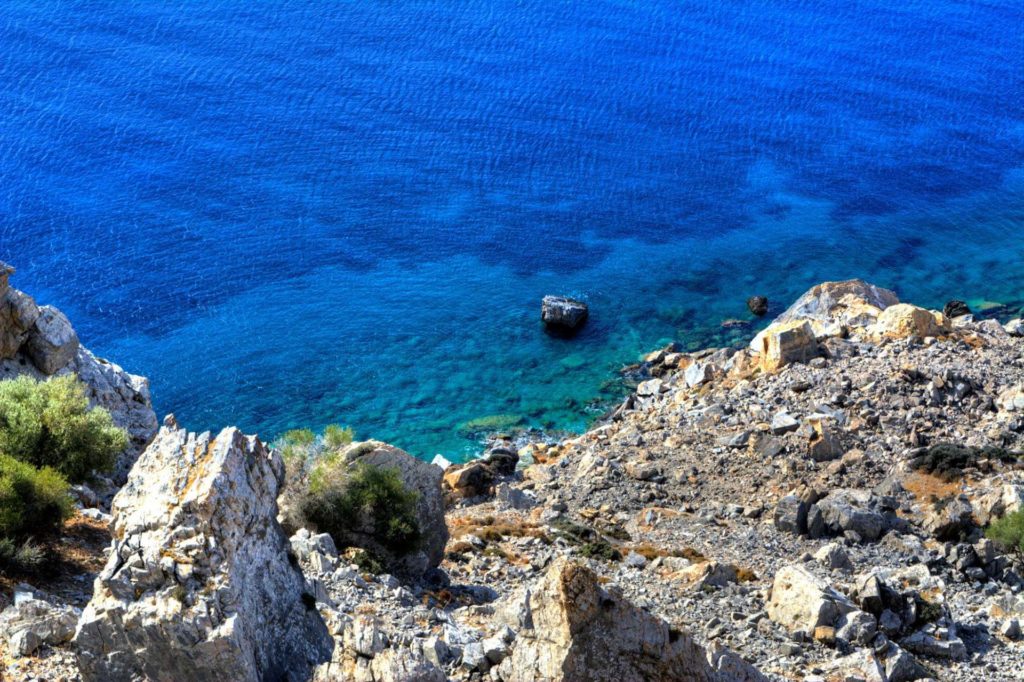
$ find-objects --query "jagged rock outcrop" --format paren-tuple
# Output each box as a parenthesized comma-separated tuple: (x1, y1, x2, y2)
(73, 418, 332, 682)
(0, 263, 157, 479)
(496, 557, 765, 682)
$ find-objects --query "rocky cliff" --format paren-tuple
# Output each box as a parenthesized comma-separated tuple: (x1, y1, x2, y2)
(0, 263, 158, 481)
(3, 278, 1024, 682)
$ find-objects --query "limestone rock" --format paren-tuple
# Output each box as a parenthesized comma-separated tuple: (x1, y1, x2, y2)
(804, 416, 843, 462)
(996, 384, 1024, 412)
(767, 279, 899, 337)
(0, 585, 79, 658)
(0, 286, 40, 359)
(767, 565, 859, 638)
(342, 440, 449, 573)
(756, 320, 819, 373)
(812, 489, 888, 542)
(24, 305, 80, 375)
(498, 557, 764, 681)
(872, 304, 948, 339)
(74, 421, 332, 682)
(541, 295, 589, 331)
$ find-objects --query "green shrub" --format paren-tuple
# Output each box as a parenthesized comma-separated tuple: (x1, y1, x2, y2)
(323, 424, 355, 449)
(0, 453, 72, 539)
(0, 537, 46, 574)
(282, 428, 316, 446)
(912, 443, 1018, 481)
(0, 375, 127, 482)
(300, 461, 421, 556)
(987, 509, 1024, 561)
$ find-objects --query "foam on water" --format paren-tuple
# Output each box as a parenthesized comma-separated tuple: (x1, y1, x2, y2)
(1, 1, 1022, 459)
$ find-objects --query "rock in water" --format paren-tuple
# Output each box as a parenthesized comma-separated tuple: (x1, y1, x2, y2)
(497, 557, 765, 682)
(541, 295, 589, 331)
(943, 300, 971, 318)
(74, 419, 332, 682)
(746, 296, 769, 317)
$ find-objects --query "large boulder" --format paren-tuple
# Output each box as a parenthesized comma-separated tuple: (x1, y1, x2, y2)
(767, 565, 861, 640)
(497, 557, 765, 682)
(872, 304, 948, 339)
(24, 305, 79, 375)
(73, 419, 333, 682)
(341, 440, 449, 573)
(755, 320, 819, 372)
(812, 489, 890, 542)
(766, 279, 899, 337)
(541, 295, 589, 331)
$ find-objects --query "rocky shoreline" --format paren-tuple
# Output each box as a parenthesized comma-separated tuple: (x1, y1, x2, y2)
(2, 273, 1024, 681)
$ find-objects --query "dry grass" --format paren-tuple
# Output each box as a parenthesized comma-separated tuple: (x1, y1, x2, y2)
(901, 471, 965, 502)
(630, 542, 705, 563)
(0, 512, 110, 609)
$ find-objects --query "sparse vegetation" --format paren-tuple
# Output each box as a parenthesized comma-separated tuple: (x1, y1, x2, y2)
(0, 537, 46, 574)
(910, 443, 1018, 481)
(986, 509, 1024, 561)
(550, 517, 621, 562)
(0, 375, 127, 482)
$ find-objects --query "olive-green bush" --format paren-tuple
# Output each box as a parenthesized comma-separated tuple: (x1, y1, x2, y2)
(0, 453, 72, 539)
(299, 459, 421, 556)
(0, 375, 127, 482)
(987, 509, 1024, 560)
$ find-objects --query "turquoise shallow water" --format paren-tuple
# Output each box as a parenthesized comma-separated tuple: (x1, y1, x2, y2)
(1, 1, 1022, 460)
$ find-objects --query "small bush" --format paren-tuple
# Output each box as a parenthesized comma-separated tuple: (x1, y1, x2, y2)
(912, 443, 1018, 481)
(282, 428, 316, 447)
(300, 461, 421, 556)
(0, 375, 127, 482)
(351, 548, 386, 575)
(0, 453, 72, 539)
(0, 537, 46, 574)
(987, 509, 1024, 561)
(323, 424, 355, 449)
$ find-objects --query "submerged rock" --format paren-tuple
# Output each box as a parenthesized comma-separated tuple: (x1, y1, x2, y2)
(74, 419, 333, 682)
(541, 295, 589, 331)
(746, 295, 769, 317)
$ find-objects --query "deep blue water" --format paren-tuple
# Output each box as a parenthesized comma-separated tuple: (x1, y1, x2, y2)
(1, 1, 1022, 460)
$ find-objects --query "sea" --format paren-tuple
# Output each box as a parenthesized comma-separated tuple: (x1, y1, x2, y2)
(1, 0, 1022, 460)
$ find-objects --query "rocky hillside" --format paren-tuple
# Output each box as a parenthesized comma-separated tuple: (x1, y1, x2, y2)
(3, 276, 1024, 682)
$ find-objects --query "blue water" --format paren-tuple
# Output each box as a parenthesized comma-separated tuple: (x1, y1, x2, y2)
(1, 1, 1023, 460)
